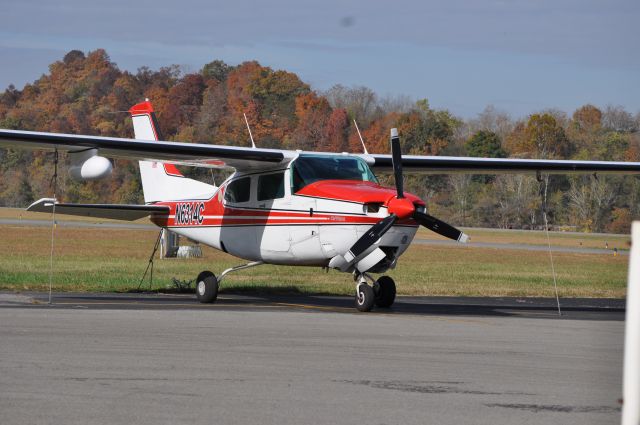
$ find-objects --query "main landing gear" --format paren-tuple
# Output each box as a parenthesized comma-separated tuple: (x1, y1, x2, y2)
(195, 261, 394, 313)
(196, 271, 219, 303)
(354, 273, 396, 312)
(195, 261, 264, 304)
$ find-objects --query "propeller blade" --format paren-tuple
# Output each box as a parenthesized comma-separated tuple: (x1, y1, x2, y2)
(390, 128, 404, 199)
(413, 211, 469, 243)
(346, 214, 398, 261)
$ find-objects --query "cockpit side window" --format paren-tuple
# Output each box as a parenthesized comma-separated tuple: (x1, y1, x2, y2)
(224, 176, 251, 203)
(291, 155, 378, 193)
(258, 173, 285, 201)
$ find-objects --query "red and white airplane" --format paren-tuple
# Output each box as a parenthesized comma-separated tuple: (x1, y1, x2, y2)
(1, 100, 639, 311)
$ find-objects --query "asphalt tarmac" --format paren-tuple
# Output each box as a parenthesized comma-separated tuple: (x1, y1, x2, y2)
(0, 292, 625, 424)
(0, 291, 626, 320)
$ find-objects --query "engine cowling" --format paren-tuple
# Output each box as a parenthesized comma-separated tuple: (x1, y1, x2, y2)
(68, 149, 113, 181)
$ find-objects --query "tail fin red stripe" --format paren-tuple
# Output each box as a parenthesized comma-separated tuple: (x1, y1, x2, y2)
(129, 100, 154, 115)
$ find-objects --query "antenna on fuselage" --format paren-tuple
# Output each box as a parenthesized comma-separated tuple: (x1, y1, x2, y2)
(353, 119, 369, 155)
(243, 113, 257, 149)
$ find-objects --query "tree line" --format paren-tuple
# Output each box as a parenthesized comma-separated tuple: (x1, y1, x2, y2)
(1, 49, 639, 233)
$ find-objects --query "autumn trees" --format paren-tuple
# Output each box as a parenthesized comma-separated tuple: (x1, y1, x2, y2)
(465, 130, 506, 158)
(0, 49, 639, 233)
(505, 113, 572, 159)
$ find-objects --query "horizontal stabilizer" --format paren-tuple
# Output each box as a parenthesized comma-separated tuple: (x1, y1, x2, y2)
(27, 198, 169, 221)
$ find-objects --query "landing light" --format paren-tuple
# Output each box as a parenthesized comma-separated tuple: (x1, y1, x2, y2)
(364, 203, 381, 214)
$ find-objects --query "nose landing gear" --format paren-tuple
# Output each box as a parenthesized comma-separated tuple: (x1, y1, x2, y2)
(354, 274, 396, 312)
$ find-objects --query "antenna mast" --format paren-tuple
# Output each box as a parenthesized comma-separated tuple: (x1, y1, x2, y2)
(243, 113, 256, 149)
(353, 119, 368, 154)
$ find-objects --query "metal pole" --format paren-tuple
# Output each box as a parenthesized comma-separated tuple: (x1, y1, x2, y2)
(48, 202, 56, 304)
(622, 221, 640, 424)
(541, 175, 561, 316)
(48, 149, 58, 305)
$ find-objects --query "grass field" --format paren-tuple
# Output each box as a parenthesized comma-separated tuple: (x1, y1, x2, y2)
(0, 221, 629, 298)
(415, 226, 630, 251)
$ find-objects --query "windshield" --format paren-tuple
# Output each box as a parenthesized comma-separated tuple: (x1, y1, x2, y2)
(291, 154, 378, 193)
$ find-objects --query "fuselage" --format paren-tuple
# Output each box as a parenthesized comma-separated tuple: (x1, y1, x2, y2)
(149, 154, 424, 272)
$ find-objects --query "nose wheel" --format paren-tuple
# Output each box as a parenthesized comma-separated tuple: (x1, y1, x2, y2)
(354, 275, 396, 312)
(355, 283, 375, 312)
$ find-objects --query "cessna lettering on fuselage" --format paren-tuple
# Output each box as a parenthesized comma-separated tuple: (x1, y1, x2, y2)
(174, 202, 205, 225)
(5, 99, 640, 312)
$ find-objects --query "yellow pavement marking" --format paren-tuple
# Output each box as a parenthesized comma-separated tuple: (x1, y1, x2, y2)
(50, 301, 284, 309)
(508, 310, 564, 317)
(50, 300, 355, 313)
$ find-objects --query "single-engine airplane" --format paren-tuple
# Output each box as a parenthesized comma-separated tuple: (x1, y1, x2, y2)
(1, 100, 640, 311)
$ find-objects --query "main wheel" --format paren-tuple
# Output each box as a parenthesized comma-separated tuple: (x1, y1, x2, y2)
(196, 271, 218, 303)
(375, 276, 396, 308)
(355, 284, 375, 312)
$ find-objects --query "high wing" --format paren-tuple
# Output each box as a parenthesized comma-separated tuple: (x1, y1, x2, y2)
(364, 154, 640, 175)
(2, 128, 640, 175)
(0, 129, 295, 171)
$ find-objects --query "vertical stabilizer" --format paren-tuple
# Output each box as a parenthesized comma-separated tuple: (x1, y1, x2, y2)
(129, 101, 215, 203)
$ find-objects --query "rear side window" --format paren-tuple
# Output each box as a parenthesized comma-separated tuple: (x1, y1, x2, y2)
(224, 177, 251, 203)
(258, 173, 285, 201)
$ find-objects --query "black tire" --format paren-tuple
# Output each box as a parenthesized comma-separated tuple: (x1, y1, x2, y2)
(375, 276, 396, 308)
(355, 284, 375, 312)
(196, 271, 218, 303)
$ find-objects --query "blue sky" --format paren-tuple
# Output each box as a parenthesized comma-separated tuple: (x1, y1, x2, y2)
(0, 0, 638, 118)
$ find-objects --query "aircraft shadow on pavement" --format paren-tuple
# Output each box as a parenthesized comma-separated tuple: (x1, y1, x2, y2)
(245, 294, 624, 319)
(33, 289, 624, 320)
(211, 286, 625, 319)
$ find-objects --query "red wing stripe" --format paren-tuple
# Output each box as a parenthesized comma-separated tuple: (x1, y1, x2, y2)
(163, 216, 415, 226)
(153, 201, 418, 227)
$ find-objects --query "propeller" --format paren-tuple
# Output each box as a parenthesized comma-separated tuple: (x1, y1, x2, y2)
(334, 128, 468, 271)
(413, 211, 470, 243)
(389, 128, 469, 243)
(391, 128, 404, 199)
